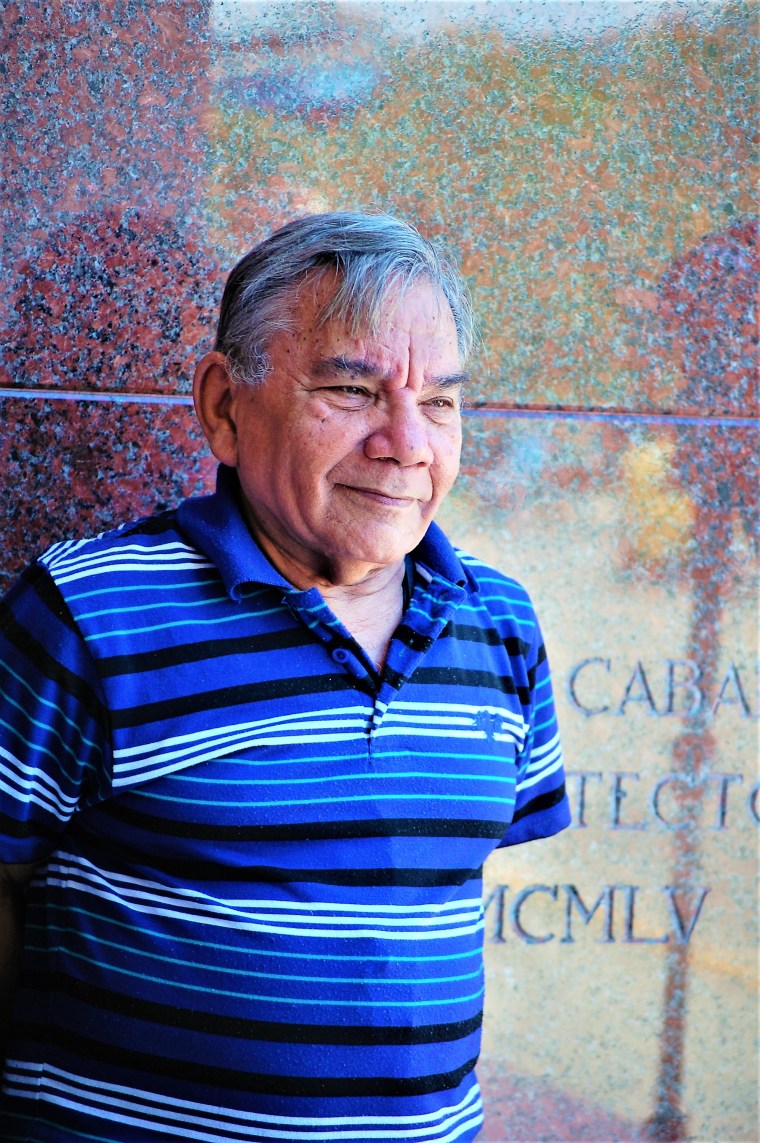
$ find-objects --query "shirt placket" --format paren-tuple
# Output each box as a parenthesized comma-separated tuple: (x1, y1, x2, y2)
(283, 579, 466, 760)
(372, 577, 466, 740)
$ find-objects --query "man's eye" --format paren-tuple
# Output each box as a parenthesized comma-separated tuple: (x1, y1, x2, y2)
(426, 397, 456, 409)
(320, 385, 371, 403)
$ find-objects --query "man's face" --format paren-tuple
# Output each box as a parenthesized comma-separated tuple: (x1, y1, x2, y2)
(227, 272, 465, 584)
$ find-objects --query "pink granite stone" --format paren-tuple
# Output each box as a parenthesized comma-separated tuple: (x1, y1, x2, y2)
(0, 396, 216, 591)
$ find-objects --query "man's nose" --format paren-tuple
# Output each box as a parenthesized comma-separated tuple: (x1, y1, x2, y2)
(364, 395, 435, 467)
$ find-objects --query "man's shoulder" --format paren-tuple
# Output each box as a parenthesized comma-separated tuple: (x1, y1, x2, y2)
(40, 508, 187, 565)
(447, 545, 543, 653)
(417, 524, 533, 608)
(36, 508, 213, 595)
(453, 546, 535, 609)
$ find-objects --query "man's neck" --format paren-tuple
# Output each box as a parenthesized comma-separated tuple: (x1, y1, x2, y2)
(321, 564, 406, 670)
(240, 500, 408, 668)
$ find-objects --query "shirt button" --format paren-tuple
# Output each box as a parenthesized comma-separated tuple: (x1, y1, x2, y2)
(332, 647, 350, 664)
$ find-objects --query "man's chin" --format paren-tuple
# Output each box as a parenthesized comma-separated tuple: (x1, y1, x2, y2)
(316, 534, 422, 582)
(356, 530, 426, 568)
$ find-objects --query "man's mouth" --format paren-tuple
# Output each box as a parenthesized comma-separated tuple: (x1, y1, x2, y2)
(341, 485, 421, 507)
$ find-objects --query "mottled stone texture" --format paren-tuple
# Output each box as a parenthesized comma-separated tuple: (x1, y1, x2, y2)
(0, 398, 216, 591)
(0, 1, 757, 1139)
(0, 0, 220, 580)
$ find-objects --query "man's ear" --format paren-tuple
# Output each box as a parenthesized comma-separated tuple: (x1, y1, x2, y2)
(192, 351, 241, 467)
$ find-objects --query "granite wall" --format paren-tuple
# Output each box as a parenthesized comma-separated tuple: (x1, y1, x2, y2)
(1, 2, 757, 1139)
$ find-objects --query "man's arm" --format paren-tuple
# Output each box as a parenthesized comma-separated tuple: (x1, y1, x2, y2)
(0, 861, 39, 1063)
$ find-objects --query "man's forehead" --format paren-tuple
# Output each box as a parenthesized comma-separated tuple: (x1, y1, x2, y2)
(293, 267, 456, 344)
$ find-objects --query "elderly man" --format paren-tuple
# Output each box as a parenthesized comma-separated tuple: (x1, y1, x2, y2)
(0, 212, 569, 1142)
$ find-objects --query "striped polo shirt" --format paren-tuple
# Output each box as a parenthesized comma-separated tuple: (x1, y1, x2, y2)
(0, 465, 569, 1143)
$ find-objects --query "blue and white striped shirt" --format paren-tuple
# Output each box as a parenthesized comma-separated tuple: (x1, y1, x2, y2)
(0, 465, 569, 1143)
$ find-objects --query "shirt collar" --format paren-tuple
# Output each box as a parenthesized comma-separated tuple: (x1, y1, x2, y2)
(178, 464, 473, 601)
(177, 465, 292, 600)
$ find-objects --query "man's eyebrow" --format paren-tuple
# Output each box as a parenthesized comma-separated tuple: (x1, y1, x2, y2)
(312, 357, 470, 388)
(311, 356, 381, 378)
(430, 372, 470, 388)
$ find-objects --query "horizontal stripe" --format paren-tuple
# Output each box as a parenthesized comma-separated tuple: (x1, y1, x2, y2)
(0, 808, 58, 842)
(5, 1062, 482, 1138)
(16, 1028, 480, 1098)
(0, 774, 74, 823)
(35, 945, 483, 990)
(141, 770, 507, 792)
(43, 540, 203, 571)
(171, 748, 518, 772)
(113, 738, 517, 787)
(47, 544, 213, 575)
(47, 891, 482, 937)
(125, 792, 513, 811)
(114, 705, 373, 760)
(109, 673, 355, 731)
(0, 573, 103, 722)
(409, 667, 528, 701)
(525, 728, 561, 762)
(45, 892, 485, 944)
(67, 839, 483, 889)
(92, 802, 509, 841)
(112, 732, 372, 787)
(111, 701, 525, 771)
(370, 727, 518, 746)
(0, 744, 79, 809)
(0, 684, 97, 770)
(1, 1097, 483, 1143)
(45, 857, 487, 943)
(510, 781, 567, 825)
(38, 948, 486, 1008)
(98, 626, 312, 677)
(54, 560, 216, 587)
(1, 659, 103, 752)
(85, 605, 287, 640)
(77, 594, 237, 620)
(115, 724, 369, 769)
(29, 969, 480, 1042)
(32, 911, 482, 965)
(517, 753, 564, 792)
(66, 577, 222, 602)
(53, 858, 484, 916)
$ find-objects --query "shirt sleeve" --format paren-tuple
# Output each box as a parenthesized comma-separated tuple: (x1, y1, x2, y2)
(0, 561, 112, 864)
(499, 605, 571, 847)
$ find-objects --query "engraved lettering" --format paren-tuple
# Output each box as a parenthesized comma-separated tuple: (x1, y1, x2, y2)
(610, 771, 647, 830)
(484, 884, 712, 946)
(510, 885, 557, 944)
(567, 658, 610, 716)
(664, 887, 710, 943)
(621, 885, 669, 944)
(704, 773, 744, 830)
(561, 885, 615, 944)
(483, 883, 508, 943)
(614, 661, 659, 716)
(650, 774, 691, 830)
(665, 659, 703, 716)
(711, 662, 752, 717)
(565, 658, 758, 719)
(566, 771, 603, 829)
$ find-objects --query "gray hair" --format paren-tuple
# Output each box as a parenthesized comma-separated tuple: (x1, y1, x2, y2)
(215, 211, 475, 384)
